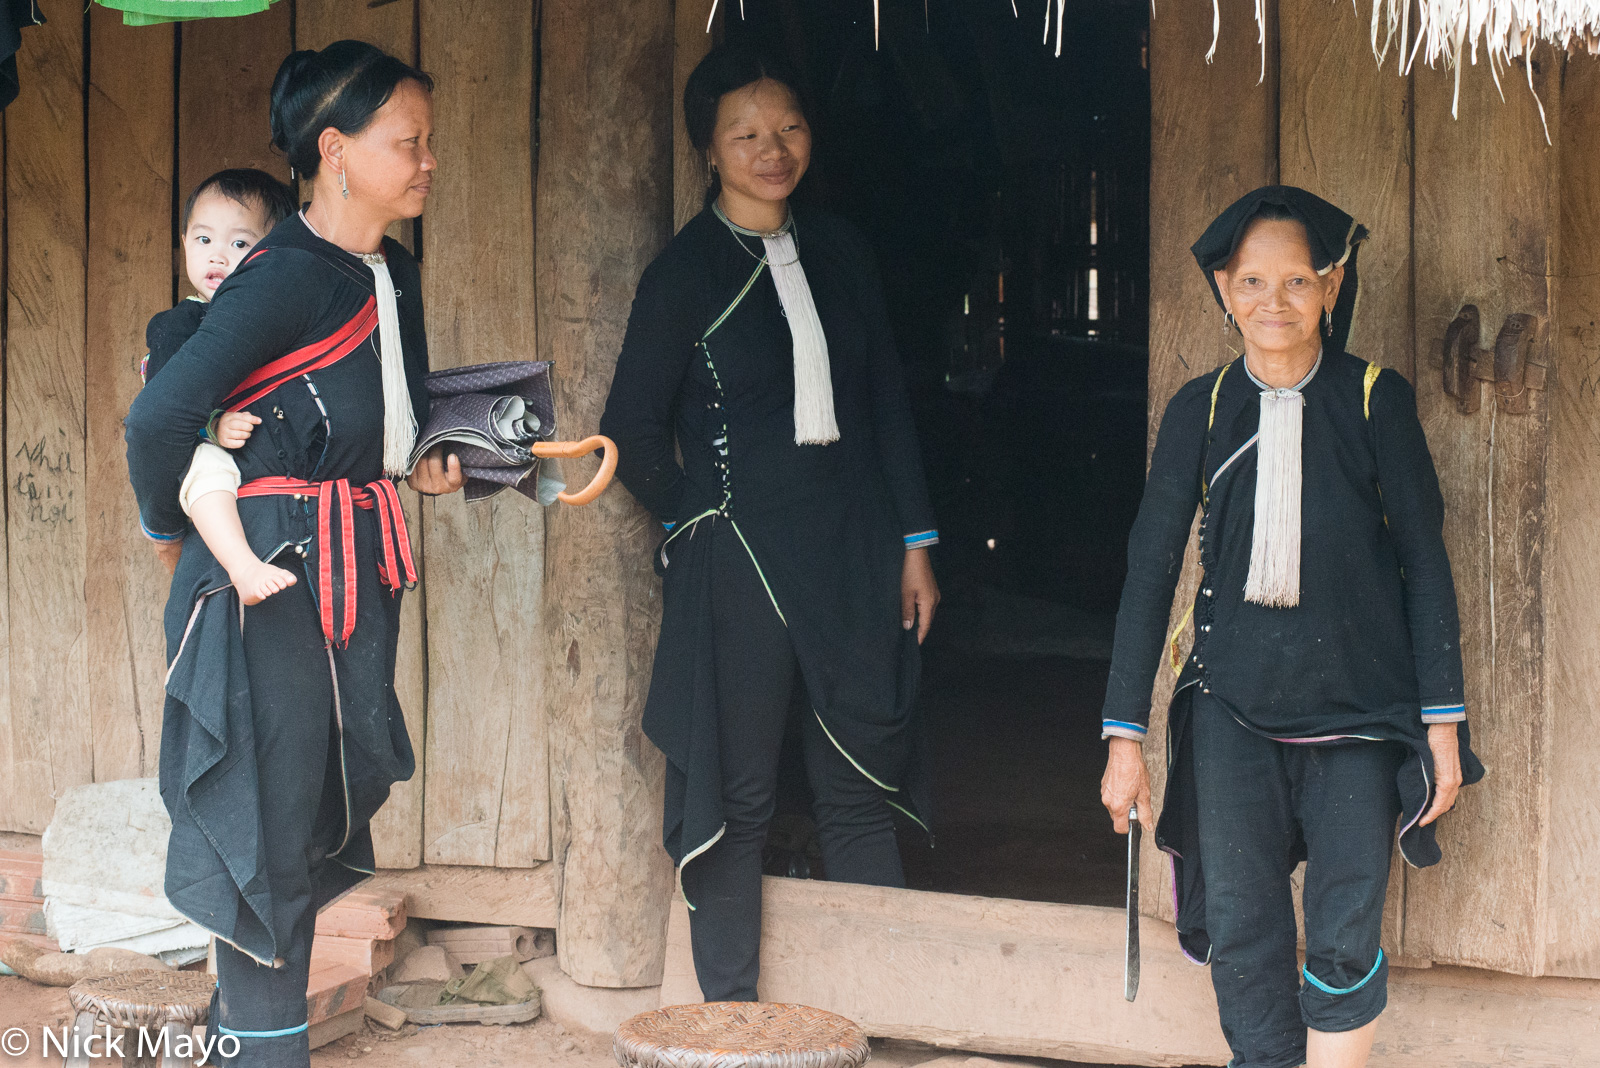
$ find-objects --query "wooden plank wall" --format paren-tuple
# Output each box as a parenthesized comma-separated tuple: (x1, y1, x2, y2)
(4, 2, 88, 833)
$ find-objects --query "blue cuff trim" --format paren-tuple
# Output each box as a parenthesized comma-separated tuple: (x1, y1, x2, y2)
(1303, 948, 1384, 996)
(904, 530, 939, 548)
(1421, 703, 1466, 722)
(140, 520, 185, 543)
(663, 521, 676, 532)
(1102, 719, 1148, 736)
(217, 1022, 309, 1039)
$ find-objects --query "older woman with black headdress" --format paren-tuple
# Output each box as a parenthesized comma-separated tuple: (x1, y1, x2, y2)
(600, 41, 939, 1002)
(1098, 186, 1484, 1068)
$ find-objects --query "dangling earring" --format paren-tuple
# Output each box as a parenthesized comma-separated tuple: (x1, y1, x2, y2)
(1322, 308, 1333, 337)
(340, 169, 350, 200)
(1223, 310, 1237, 333)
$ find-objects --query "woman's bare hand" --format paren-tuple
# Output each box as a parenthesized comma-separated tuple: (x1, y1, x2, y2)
(1101, 736, 1152, 835)
(1420, 722, 1463, 826)
(406, 447, 465, 496)
(901, 547, 940, 644)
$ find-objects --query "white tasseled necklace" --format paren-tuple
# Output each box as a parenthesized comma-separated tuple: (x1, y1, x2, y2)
(714, 202, 840, 446)
(1242, 350, 1321, 609)
(300, 211, 417, 477)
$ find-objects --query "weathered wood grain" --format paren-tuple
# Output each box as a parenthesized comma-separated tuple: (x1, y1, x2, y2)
(1141, 0, 1278, 923)
(4, 1, 88, 834)
(1542, 56, 1600, 980)
(363, 862, 558, 928)
(177, 3, 292, 260)
(85, 7, 174, 789)
(294, 0, 427, 872)
(662, 879, 1600, 1066)
(417, 0, 548, 869)
(538, 0, 676, 987)
(674, 0, 715, 231)
(1278, 0, 1412, 379)
(1405, 55, 1558, 975)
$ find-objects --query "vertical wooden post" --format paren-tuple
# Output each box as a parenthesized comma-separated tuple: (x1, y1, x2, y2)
(3, 0, 88, 833)
(1141, 0, 1277, 922)
(1540, 57, 1600, 979)
(1277, 1, 1412, 379)
(417, 0, 549, 870)
(538, 0, 676, 987)
(295, 0, 428, 872)
(84, 9, 175, 785)
(1406, 55, 1559, 976)
(177, 5, 292, 253)
(674, 0, 715, 232)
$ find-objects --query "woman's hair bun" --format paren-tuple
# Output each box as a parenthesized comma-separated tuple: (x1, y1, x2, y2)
(268, 41, 433, 179)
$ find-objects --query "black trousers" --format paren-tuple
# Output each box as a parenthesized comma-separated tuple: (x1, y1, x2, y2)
(682, 524, 905, 1002)
(208, 564, 340, 1068)
(1191, 692, 1404, 1068)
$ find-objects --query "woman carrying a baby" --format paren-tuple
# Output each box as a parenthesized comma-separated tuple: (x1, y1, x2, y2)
(124, 40, 461, 1067)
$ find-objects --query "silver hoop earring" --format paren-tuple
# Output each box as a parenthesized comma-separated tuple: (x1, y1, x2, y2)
(1323, 308, 1333, 337)
(340, 169, 350, 199)
(1224, 311, 1237, 333)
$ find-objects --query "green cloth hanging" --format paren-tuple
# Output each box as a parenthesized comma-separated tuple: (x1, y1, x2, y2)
(94, 0, 276, 27)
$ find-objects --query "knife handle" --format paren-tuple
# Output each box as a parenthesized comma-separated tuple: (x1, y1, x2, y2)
(531, 435, 618, 506)
(1128, 803, 1139, 826)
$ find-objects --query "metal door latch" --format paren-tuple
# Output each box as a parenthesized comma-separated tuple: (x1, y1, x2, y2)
(1442, 304, 1547, 415)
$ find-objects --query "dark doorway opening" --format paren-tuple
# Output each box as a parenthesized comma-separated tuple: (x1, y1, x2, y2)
(729, 0, 1151, 908)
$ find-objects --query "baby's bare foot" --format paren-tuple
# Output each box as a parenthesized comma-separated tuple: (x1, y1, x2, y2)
(230, 558, 298, 605)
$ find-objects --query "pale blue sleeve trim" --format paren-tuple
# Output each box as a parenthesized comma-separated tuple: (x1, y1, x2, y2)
(140, 519, 185, 543)
(217, 1022, 308, 1038)
(1421, 703, 1467, 723)
(663, 520, 676, 532)
(904, 530, 939, 548)
(1102, 719, 1148, 742)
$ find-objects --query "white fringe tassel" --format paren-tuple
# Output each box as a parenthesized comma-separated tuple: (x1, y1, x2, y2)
(368, 256, 418, 477)
(1244, 387, 1304, 608)
(761, 231, 840, 446)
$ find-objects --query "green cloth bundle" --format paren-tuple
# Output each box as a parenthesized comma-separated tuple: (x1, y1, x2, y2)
(95, 0, 277, 27)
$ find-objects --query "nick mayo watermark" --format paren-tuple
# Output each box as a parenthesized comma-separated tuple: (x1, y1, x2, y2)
(2, 1024, 239, 1062)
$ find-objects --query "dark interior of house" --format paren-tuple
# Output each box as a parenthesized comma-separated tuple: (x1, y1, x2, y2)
(726, 0, 1152, 908)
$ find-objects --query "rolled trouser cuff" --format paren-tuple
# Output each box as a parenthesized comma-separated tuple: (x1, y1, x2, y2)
(1299, 948, 1389, 1033)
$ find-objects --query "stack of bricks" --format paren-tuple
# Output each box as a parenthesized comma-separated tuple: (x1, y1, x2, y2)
(304, 888, 406, 1046)
(0, 849, 51, 954)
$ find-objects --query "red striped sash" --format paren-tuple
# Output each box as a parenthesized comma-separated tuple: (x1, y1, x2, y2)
(237, 476, 417, 647)
(221, 298, 379, 412)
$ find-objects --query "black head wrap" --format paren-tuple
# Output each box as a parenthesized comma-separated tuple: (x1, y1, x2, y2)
(1191, 185, 1369, 357)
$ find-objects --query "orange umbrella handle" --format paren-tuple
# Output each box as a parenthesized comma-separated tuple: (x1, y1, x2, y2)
(530, 435, 618, 506)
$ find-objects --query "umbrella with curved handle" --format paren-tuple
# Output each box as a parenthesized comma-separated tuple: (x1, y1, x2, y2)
(531, 435, 617, 506)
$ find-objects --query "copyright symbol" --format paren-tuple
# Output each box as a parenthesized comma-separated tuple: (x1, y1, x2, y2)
(1, 1028, 27, 1055)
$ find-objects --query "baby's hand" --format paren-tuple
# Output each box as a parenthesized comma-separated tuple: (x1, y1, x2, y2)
(214, 411, 261, 449)
(230, 557, 298, 606)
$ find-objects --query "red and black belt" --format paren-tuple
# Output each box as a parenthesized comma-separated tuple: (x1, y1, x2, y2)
(237, 475, 417, 646)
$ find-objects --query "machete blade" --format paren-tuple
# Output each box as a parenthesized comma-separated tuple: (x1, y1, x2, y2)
(1125, 803, 1141, 1003)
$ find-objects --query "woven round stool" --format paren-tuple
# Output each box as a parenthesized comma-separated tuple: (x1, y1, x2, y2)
(615, 1002, 871, 1068)
(64, 969, 215, 1068)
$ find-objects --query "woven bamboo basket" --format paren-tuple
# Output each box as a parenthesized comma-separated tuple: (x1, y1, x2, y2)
(615, 1002, 871, 1068)
(67, 969, 215, 1030)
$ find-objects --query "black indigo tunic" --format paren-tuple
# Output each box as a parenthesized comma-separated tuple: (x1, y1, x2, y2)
(600, 206, 938, 869)
(1101, 352, 1484, 961)
(125, 214, 429, 966)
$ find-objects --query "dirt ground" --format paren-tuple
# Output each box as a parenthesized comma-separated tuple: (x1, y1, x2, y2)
(1, 973, 1183, 1068)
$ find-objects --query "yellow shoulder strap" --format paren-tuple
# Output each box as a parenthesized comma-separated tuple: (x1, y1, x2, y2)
(1209, 362, 1230, 430)
(1363, 362, 1381, 420)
